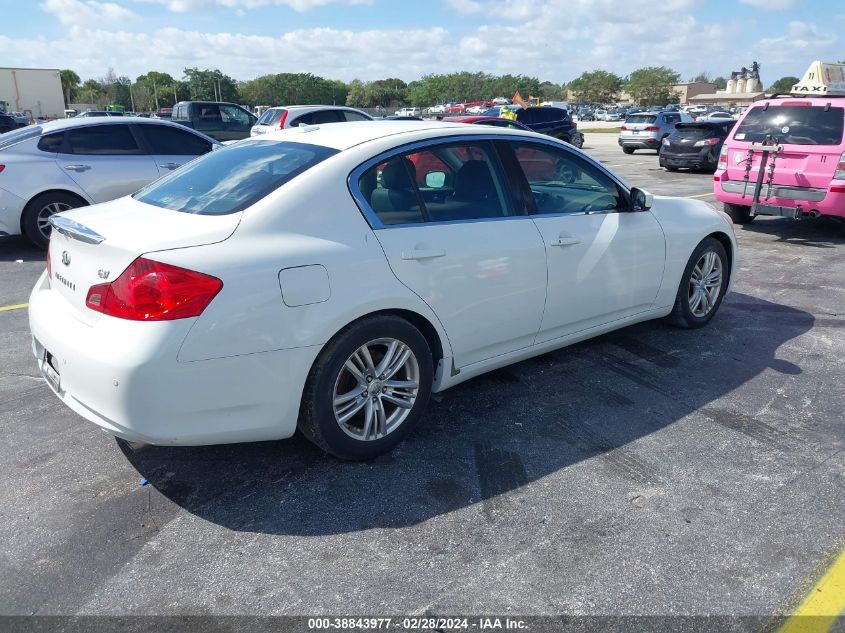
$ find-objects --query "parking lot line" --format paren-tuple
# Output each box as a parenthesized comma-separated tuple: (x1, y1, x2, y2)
(778, 547, 845, 633)
(0, 303, 28, 312)
(685, 192, 716, 199)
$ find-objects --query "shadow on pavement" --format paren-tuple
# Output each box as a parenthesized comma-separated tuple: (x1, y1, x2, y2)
(123, 291, 813, 536)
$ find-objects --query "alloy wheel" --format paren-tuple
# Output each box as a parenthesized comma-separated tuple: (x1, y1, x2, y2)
(37, 202, 72, 241)
(688, 250, 723, 318)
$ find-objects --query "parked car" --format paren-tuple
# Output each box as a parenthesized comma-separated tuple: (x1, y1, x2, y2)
(441, 115, 533, 132)
(714, 91, 845, 227)
(619, 110, 693, 153)
(699, 111, 734, 122)
(659, 120, 736, 172)
(395, 107, 422, 117)
(29, 121, 735, 459)
(428, 104, 447, 114)
(75, 111, 123, 118)
(513, 106, 583, 148)
(0, 113, 23, 133)
(171, 101, 257, 141)
(0, 117, 220, 248)
(12, 112, 30, 126)
(250, 105, 373, 136)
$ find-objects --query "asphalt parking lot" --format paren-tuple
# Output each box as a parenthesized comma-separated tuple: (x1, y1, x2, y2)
(1, 132, 843, 627)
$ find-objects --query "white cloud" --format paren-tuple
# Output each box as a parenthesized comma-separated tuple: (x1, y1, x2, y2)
(139, 0, 372, 12)
(754, 21, 837, 68)
(39, 0, 138, 26)
(739, 0, 795, 9)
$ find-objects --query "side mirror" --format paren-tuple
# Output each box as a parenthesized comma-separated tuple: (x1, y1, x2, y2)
(630, 187, 654, 212)
(425, 171, 446, 188)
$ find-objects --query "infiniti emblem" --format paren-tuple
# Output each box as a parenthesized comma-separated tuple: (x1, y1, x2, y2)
(61, 251, 71, 266)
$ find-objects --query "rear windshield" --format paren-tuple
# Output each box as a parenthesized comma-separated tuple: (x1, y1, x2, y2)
(674, 124, 717, 139)
(0, 125, 42, 150)
(734, 105, 844, 145)
(626, 115, 656, 124)
(258, 108, 285, 126)
(134, 140, 338, 215)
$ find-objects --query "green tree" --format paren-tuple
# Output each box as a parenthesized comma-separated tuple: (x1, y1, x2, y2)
(538, 81, 566, 101)
(135, 71, 177, 109)
(346, 79, 367, 108)
(624, 66, 681, 105)
(80, 79, 104, 106)
(567, 70, 623, 104)
(769, 76, 800, 93)
(182, 68, 239, 102)
(238, 73, 347, 107)
(691, 72, 712, 83)
(59, 69, 80, 106)
(713, 76, 728, 90)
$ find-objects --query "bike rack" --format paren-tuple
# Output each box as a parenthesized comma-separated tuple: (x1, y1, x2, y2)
(740, 136, 791, 216)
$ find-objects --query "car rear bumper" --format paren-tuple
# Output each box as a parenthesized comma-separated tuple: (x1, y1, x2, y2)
(713, 177, 845, 218)
(619, 135, 660, 148)
(28, 271, 319, 445)
(0, 186, 26, 236)
(659, 148, 718, 170)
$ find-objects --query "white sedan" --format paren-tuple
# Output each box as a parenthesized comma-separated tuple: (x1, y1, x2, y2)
(0, 117, 219, 248)
(29, 122, 737, 460)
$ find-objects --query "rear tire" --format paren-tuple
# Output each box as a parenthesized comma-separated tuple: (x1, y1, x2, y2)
(298, 315, 433, 460)
(622, 147, 635, 154)
(22, 191, 87, 249)
(667, 237, 729, 329)
(724, 203, 754, 224)
(665, 166, 679, 172)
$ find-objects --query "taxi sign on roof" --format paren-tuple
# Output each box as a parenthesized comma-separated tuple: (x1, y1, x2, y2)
(791, 61, 845, 95)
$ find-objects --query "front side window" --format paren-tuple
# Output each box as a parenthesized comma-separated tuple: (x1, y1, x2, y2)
(66, 125, 141, 155)
(134, 140, 338, 215)
(197, 105, 222, 123)
(509, 142, 622, 215)
(220, 105, 250, 125)
(138, 125, 213, 156)
(357, 141, 511, 226)
(734, 105, 844, 145)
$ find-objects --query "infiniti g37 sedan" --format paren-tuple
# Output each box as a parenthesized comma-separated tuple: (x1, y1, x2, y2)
(29, 122, 737, 460)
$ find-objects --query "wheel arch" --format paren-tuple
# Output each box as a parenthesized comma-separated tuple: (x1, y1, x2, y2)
(706, 230, 735, 286)
(20, 188, 90, 233)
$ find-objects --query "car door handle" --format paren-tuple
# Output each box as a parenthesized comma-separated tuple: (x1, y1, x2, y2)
(159, 162, 182, 170)
(64, 164, 91, 172)
(401, 249, 446, 260)
(550, 236, 581, 247)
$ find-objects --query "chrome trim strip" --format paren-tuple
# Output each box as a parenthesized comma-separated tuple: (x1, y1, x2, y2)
(347, 133, 631, 230)
(721, 180, 827, 202)
(49, 215, 105, 244)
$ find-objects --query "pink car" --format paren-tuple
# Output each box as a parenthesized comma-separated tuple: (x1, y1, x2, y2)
(713, 96, 845, 231)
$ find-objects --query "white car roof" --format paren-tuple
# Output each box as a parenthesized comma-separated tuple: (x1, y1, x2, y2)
(248, 120, 538, 151)
(33, 116, 195, 134)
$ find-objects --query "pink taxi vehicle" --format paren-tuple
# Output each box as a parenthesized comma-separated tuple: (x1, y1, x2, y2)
(714, 61, 845, 232)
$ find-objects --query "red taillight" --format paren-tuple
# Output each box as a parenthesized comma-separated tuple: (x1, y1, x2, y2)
(835, 152, 845, 180)
(782, 101, 811, 106)
(830, 185, 845, 193)
(644, 126, 660, 131)
(620, 125, 628, 131)
(46, 243, 52, 279)
(277, 109, 288, 129)
(85, 257, 222, 321)
(717, 145, 728, 169)
(0, 165, 5, 173)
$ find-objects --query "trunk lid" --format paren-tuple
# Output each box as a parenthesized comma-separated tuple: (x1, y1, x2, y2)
(47, 196, 240, 318)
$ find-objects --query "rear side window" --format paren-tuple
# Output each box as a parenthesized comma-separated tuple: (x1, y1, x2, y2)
(258, 108, 285, 126)
(734, 105, 844, 145)
(137, 124, 213, 156)
(134, 140, 338, 215)
(37, 132, 65, 153)
(66, 125, 141, 155)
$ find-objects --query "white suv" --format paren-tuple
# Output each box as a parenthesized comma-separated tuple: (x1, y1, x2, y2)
(250, 105, 372, 136)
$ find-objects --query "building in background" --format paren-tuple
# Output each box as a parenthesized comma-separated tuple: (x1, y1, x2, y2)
(0, 67, 64, 120)
(688, 62, 766, 107)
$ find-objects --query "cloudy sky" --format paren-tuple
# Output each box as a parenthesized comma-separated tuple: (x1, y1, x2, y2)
(0, 0, 840, 85)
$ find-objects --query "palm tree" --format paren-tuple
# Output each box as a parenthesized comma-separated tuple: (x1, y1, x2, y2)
(60, 70, 80, 106)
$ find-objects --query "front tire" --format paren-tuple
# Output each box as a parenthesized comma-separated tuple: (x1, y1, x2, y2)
(622, 147, 635, 154)
(299, 315, 433, 460)
(724, 203, 754, 224)
(667, 237, 729, 329)
(22, 191, 87, 249)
